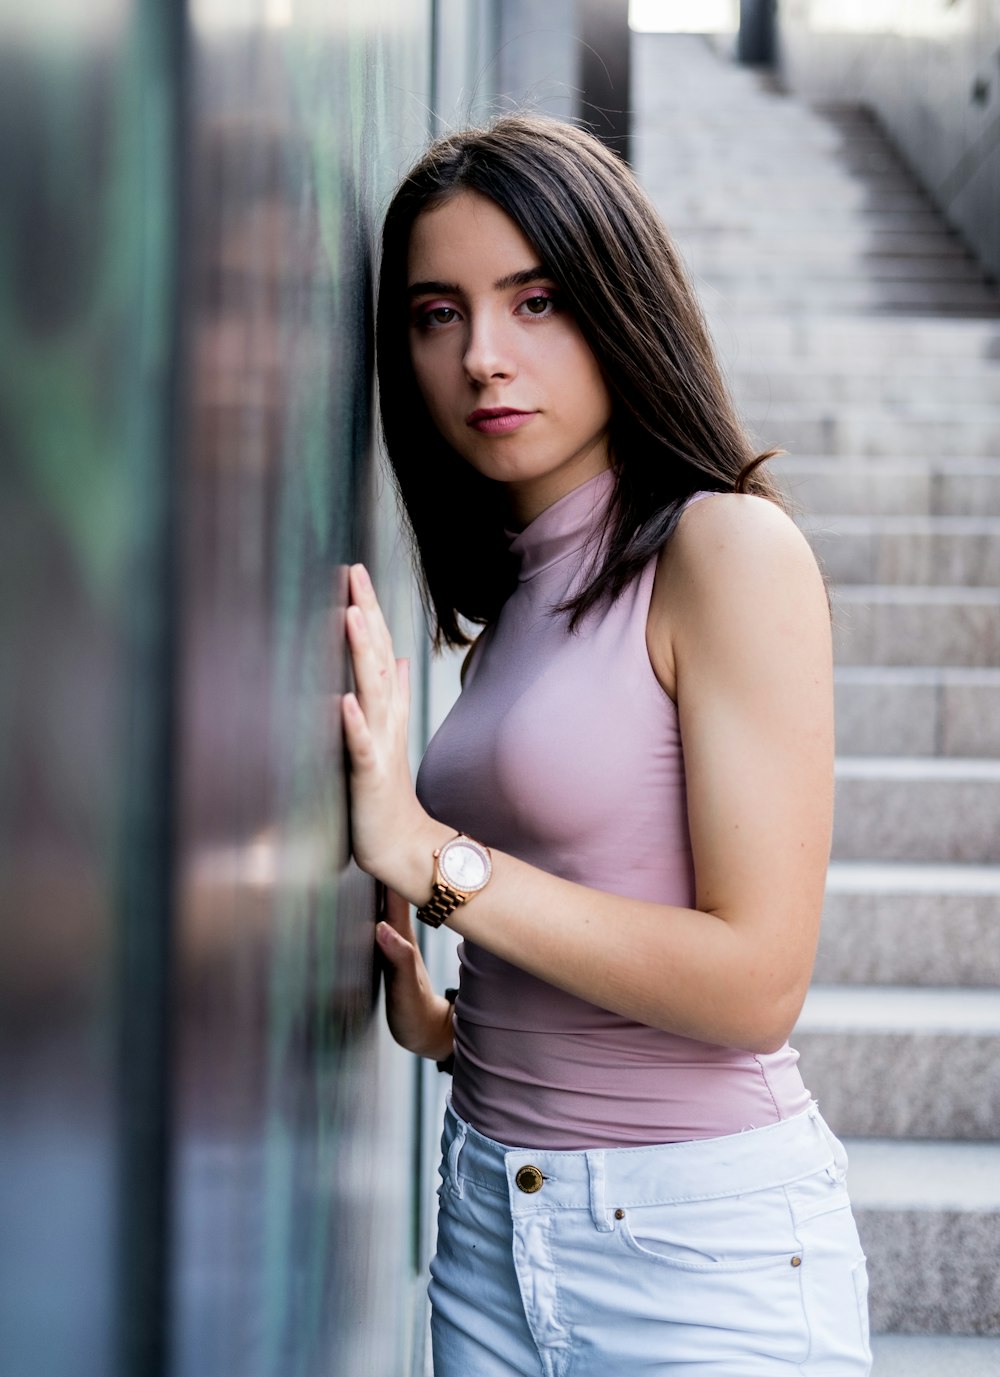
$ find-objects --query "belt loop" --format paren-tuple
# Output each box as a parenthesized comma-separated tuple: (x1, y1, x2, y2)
(446, 1115, 468, 1200)
(587, 1151, 612, 1233)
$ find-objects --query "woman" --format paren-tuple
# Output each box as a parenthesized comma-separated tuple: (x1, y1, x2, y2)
(341, 115, 871, 1375)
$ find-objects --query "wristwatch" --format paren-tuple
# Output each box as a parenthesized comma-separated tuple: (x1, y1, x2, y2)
(416, 833, 493, 928)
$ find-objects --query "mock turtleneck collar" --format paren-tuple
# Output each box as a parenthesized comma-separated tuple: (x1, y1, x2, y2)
(506, 469, 614, 582)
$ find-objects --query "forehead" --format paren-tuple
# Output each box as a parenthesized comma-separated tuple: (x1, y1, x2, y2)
(407, 191, 541, 283)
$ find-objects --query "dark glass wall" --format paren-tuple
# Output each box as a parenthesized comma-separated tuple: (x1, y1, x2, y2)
(0, 3, 628, 1373)
(0, 4, 180, 1375)
(0, 2, 439, 1374)
(170, 4, 433, 1374)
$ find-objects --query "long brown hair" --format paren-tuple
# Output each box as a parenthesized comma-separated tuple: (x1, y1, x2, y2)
(376, 114, 782, 649)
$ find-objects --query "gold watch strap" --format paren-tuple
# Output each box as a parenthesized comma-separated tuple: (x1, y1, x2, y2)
(416, 881, 467, 929)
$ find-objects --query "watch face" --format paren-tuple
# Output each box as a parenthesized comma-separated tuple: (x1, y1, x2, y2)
(440, 838, 491, 893)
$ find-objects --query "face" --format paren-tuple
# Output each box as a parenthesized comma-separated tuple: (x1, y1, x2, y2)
(406, 191, 613, 526)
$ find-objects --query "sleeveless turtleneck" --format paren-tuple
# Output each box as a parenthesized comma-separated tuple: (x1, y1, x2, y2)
(416, 470, 810, 1149)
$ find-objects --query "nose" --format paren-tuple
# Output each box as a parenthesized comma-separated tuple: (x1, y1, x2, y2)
(463, 310, 516, 386)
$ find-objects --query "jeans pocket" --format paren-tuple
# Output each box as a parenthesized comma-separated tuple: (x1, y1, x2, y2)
(604, 1197, 809, 1366)
(614, 1195, 800, 1273)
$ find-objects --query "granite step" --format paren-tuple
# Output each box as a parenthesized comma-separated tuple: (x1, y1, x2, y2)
(697, 276, 999, 309)
(732, 367, 1000, 406)
(743, 405, 1000, 457)
(832, 586, 1000, 668)
(775, 458, 1000, 517)
(802, 516, 1000, 586)
(681, 230, 970, 259)
(819, 862, 1000, 987)
(795, 987, 1000, 1138)
(708, 316, 1000, 362)
(870, 1334, 1000, 1376)
(832, 757, 1000, 864)
(844, 1139, 1000, 1335)
(833, 667, 1000, 757)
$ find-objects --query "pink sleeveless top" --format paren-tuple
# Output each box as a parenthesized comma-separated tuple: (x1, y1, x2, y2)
(416, 469, 810, 1149)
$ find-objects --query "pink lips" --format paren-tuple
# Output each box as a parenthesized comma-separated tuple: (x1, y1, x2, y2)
(467, 407, 535, 435)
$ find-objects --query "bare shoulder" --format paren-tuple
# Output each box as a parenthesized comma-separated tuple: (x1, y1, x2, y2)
(648, 493, 829, 696)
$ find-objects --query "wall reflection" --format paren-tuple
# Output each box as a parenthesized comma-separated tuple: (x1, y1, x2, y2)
(171, 6, 431, 1374)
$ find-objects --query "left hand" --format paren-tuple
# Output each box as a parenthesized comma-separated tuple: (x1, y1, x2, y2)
(340, 563, 442, 894)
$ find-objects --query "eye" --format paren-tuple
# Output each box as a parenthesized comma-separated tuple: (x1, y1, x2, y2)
(414, 303, 461, 329)
(518, 292, 557, 317)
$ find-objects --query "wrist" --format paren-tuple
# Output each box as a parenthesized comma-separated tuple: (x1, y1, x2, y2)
(396, 817, 455, 906)
(411, 992, 455, 1062)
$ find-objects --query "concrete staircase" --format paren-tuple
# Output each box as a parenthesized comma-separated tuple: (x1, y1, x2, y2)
(634, 33, 1000, 1371)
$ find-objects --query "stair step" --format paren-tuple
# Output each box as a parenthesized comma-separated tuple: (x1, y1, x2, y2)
(708, 315, 1000, 362)
(689, 255, 988, 285)
(832, 757, 1000, 864)
(832, 586, 1000, 668)
(733, 367, 1000, 406)
(833, 667, 1000, 757)
(700, 280, 1000, 313)
(775, 457, 1000, 518)
(744, 406, 1000, 458)
(845, 1139, 1000, 1335)
(870, 1334, 1000, 1376)
(797, 987, 1000, 1139)
(819, 862, 1000, 986)
(803, 516, 1000, 586)
(682, 230, 969, 259)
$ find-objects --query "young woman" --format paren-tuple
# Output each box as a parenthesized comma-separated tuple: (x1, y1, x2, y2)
(341, 115, 872, 1376)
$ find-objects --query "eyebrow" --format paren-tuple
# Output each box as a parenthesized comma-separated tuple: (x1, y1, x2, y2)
(407, 264, 552, 298)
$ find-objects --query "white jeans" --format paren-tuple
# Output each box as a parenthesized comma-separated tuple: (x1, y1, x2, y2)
(430, 1100, 872, 1376)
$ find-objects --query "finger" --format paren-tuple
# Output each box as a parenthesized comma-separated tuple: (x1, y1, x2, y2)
(375, 920, 419, 974)
(384, 885, 418, 943)
(349, 564, 395, 660)
(341, 691, 375, 770)
(345, 604, 392, 727)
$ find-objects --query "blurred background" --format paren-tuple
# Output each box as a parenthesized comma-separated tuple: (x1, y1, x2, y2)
(1, 2, 998, 1375)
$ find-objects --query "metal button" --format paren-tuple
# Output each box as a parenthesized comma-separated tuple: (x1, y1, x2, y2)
(614, 1209, 625, 1221)
(515, 1165, 544, 1194)
(791, 1255, 802, 1268)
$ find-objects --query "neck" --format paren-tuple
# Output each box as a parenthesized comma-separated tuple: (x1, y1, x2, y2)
(503, 448, 612, 530)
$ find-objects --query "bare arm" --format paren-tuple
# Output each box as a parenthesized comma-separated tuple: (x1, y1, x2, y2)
(343, 494, 833, 1055)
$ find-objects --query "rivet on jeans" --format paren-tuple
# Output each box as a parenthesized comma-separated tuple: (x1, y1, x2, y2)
(614, 1208, 625, 1220)
(791, 1255, 802, 1267)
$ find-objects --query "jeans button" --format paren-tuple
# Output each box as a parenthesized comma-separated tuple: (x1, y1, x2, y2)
(515, 1165, 544, 1194)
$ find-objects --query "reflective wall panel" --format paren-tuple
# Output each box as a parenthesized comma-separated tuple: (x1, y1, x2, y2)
(0, 4, 180, 1374)
(171, 3, 433, 1375)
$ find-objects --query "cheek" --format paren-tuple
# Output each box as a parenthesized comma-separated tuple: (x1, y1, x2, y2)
(411, 343, 460, 421)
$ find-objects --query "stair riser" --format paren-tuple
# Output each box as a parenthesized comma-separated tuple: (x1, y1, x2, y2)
(833, 600, 1000, 668)
(748, 415, 1000, 458)
(682, 235, 969, 259)
(733, 374, 1000, 405)
(856, 1211, 1000, 1336)
(835, 678, 1000, 756)
(796, 1031, 1000, 1137)
(832, 775, 1000, 863)
(816, 890, 1000, 986)
(701, 281, 999, 311)
(711, 322, 1000, 362)
(690, 259, 986, 286)
(777, 467, 1000, 518)
(810, 530, 1000, 587)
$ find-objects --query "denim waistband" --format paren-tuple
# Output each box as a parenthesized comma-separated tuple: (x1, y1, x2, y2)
(442, 1099, 845, 1230)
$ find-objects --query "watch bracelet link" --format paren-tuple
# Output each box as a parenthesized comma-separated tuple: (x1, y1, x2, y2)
(416, 880, 467, 929)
